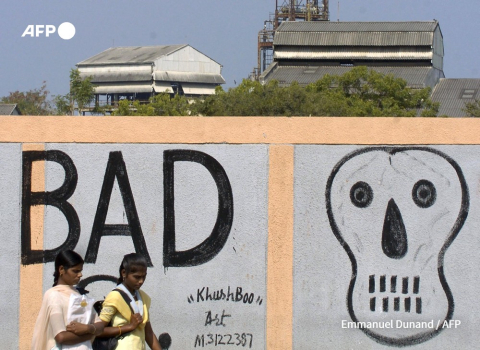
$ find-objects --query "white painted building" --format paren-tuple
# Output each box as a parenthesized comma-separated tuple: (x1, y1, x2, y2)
(77, 45, 225, 105)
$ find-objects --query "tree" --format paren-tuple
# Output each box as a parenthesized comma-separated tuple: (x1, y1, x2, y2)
(70, 68, 96, 112)
(192, 67, 439, 117)
(108, 66, 440, 117)
(53, 94, 72, 116)
(304, 66, 439, 117)
(463, 100, 480, 117)
(1, 82, 52, 115)
(113, 93, 191, 116)
(54, 68, 96, 115)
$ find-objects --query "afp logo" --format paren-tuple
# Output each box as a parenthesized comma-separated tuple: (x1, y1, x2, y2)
(21, 22, 76, 40)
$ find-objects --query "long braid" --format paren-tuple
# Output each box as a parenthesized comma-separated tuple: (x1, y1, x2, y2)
(52, 270, 60, 287)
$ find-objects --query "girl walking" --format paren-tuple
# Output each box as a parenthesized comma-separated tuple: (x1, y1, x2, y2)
(31, 250, 104, 350)
(97, 253, 162, 350)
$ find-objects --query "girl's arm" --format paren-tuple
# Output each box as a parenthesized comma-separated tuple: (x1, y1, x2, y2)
(50, 310, 101, 345)
(54, 331, 93, 345)
(145, 322, 162, 350)
(66, 321, 105, 336)
(97, 313, 144, 338)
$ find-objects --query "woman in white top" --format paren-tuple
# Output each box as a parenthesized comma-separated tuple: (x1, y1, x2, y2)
(31, 250, 104, 350)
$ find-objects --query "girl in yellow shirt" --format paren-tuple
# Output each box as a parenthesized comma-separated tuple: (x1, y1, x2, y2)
(98, 253, 162, 350)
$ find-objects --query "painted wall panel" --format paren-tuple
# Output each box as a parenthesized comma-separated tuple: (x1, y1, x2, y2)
(293, 145, 480, 349)
(3, 117, 480, 350)
(36, 144, 268, 349)
(0, 143, 21, 349)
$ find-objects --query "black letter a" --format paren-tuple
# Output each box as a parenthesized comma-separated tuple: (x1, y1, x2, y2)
(85, 151, 152, 265)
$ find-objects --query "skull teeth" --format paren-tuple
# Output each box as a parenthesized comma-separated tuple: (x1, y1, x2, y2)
(370, 296, 422, 313)
(368, 274, 421, 313)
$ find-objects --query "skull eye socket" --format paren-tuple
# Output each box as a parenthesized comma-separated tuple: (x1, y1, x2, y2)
(350, 181, 373, 208)
(412, 179, 436, 208)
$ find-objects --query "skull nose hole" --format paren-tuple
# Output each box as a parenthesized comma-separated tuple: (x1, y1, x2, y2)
(382, 199, 408, 259)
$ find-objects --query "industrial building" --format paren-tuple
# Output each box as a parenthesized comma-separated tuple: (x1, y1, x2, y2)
(259, 20, 445, 90)
(430, 79, 480, 117)
(254, 1, 480, 117)
(255, 0, 329, 77)
(77, 44, 225, 107)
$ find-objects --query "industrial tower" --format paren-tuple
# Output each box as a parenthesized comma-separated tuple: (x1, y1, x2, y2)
(254, 0, 329, 80)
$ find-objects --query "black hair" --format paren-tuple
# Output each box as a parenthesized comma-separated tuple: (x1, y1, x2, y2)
(117, 253, 148, 284)
(53, 250, 84, 287)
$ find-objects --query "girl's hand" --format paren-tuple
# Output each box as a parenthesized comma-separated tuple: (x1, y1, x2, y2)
(66, 321, 92, 335)
(129, 313, 143, 329)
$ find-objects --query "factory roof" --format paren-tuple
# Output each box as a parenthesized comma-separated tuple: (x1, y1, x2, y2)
(261, 64, 442, 89)
(78, 45, 216, 66)
(431, 79, 480, 117)
(274, 21, 440, 47)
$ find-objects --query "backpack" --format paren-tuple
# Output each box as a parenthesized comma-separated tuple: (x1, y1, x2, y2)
(92, 289, 134, 350)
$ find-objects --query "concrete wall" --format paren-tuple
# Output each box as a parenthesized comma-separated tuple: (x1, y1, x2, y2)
(1, 117, 480, 349)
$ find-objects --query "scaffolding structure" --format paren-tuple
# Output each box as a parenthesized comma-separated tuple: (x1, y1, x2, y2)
(252, 0, 329, 80)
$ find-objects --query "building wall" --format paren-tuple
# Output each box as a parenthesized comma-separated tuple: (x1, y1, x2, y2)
(156, 46, 221, 74)
(433, 26, 444, 71)
(1, 117, 480, 349)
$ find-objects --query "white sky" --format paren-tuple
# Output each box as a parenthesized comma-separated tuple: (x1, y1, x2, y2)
(1, 0, 479, 97)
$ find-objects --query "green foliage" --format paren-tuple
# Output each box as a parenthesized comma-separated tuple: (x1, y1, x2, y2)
(191, 67, 439, 117)
(53, 68, 96, 115)
(1, 82, 52, 115)
(1, 66, 440, 117)
(53, 94, 71, 116)
(96, 66, 441, 117)
(113, 93, 191, 116)
(70, 68, 96, 111)
(304, 66, 437, 117)
(463, 99, 480, 117)
(2, 70, 95, 116)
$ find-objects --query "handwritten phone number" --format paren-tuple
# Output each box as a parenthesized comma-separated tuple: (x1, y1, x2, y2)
(194, 333, 253, 348)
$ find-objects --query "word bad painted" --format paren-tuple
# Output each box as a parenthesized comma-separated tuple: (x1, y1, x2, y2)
(21, 149, 233, 268)
(21, 22, 76, 40)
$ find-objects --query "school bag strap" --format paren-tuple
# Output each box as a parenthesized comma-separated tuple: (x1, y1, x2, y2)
(112, 288, 135, 314)
(93, 288, 135, 316)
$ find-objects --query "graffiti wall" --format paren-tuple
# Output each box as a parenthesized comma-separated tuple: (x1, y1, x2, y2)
(293, 145, 479, 349)
(1, 117, 480, 349)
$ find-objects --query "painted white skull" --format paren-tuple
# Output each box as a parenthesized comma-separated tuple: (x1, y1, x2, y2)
(326, 147, 469, 346)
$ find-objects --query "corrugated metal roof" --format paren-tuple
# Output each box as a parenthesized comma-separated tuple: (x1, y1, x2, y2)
(274, 31, 434, 46)
(181, 83, 216, 95)
(78, 45, 188, 65)
(274, 22, 438, 47)
(274, 47, 432, 60)
(82, 72, 152, 83)
(431, 79, 480, 117)
(79, 66, 152, 83)
(276, 21, 438, 33)
(261, 65, 435, 89)
(154, 82, 174, 94)
(94, 84, 153, 94)
(0, 104, 20, 115)
(154, 71, 225, 84)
